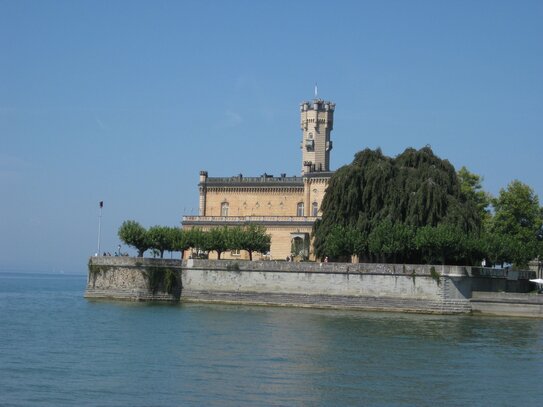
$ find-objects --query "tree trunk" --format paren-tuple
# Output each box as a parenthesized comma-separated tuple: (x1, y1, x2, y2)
(248, 250, 253, 261)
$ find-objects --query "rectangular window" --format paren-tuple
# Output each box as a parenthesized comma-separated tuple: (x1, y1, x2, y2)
(312, 202, 318, 216)
(297, 202, 304, 217)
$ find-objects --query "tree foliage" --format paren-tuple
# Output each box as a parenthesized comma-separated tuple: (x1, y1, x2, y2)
(147, 226, 174, 258)
(314, 147, 543, 268)
(368, 220, 415, 263)
(206, 227, 230, 259)
(232, 224, 271, 260)
(457, 166, 492, 224)
(314, 147, 482, 264)
(321, 225, 364, 262)
(118, 220, 150, 257)
(117, 221, 271, 260)
(487, 180, 543, 267)
(170, 228, 198, 259)
(414, 224, 468, 265)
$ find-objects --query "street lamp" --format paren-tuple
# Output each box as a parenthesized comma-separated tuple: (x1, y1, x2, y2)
(97, 201, 103, 255)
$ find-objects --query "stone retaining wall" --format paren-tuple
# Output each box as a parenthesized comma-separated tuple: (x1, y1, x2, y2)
(85, 257, 182, 301)
(180, 259, 473, 314)
(471, 292, 543, 318)
(86, 257, 474, 312)
(85, 257, 543, 316)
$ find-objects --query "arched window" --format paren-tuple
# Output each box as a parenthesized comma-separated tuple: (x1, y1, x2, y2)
(296, 202, 304, 217)
(221, 202, 229, 216)
(312, 202, 318, 216)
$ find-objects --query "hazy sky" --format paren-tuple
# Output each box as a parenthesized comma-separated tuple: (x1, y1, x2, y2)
(1, 0, 542, 274)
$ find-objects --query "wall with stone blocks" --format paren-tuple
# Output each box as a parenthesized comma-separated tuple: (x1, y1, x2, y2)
(85, 257, 182, 301)
(183, 259, 455, 300)
(85, 257, 473, 311)
(471, 292, 543, 317)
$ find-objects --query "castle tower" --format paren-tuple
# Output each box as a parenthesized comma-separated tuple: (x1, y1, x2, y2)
(198, 171, 208, 216)
(300, 99, 335, 175)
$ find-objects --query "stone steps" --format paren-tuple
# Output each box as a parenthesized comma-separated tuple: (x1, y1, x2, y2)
(181, 290, 472, 314)
(85, 288, 177, 301)
(85, 287, 473, 314)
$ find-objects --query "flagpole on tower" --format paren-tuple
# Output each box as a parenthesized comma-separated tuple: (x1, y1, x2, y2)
(97, 201, 103, 256)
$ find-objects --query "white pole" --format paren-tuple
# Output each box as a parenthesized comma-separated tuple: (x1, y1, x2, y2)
(97, 202, 103, 255)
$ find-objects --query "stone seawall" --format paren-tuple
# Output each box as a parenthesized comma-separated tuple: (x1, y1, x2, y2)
(471, 292, 543, 318)
(85, 257, 543, 316)
(85, 257, 183, 301)
(181, 259, 472, 314)
(85, 257, 475, 313)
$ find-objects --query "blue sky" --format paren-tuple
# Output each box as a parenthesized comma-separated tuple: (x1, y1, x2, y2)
(1, 0, 542, 273)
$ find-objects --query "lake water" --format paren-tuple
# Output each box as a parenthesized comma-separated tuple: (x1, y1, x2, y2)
(1, 272, 542, 406)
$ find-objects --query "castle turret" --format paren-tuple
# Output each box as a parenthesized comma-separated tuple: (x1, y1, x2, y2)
(198, 170, 208, 216)
(300, 99, 335, 175)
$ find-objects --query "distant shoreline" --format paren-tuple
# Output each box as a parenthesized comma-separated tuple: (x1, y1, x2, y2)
(0, 270, 87, 276)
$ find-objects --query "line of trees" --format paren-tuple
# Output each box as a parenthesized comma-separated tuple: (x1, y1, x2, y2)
(118, 221, 271, 260)
(314, 147, 543, 268)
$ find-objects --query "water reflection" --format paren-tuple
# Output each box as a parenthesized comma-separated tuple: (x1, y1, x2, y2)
(169, 304, 543, 406)
(2, 273, 543, 407)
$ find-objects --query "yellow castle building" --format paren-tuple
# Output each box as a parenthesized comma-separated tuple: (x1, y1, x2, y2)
(182, 98, 336, 260)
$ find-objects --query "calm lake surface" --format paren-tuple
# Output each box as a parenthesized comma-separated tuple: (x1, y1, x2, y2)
(1, 272, 542, 406)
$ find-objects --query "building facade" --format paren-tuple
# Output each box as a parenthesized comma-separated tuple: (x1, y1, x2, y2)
(182, 98, 336, 260)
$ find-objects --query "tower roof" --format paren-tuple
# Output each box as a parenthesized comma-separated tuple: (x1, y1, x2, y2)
(300, 99, 335, 112)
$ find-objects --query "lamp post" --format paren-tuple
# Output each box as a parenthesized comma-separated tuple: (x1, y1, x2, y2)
(97, 201, 103, 255)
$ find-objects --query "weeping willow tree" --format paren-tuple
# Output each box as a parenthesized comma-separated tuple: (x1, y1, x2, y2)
(314, 147, 482, 264)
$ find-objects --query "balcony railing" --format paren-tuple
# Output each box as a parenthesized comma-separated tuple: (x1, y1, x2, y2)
(182, 215, 320, 224)
(207, 176, 302, 183)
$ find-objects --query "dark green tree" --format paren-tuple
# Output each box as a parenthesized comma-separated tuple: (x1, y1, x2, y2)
(321, 225, 361, 261)
(367, 220, 415, 263)
(314, 147, 482, 264)
(457, 166, 491, 224)
(414, 224, 466, 265)
(118, 220, 150, 257)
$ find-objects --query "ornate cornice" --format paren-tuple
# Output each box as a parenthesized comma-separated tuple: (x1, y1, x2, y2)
(199, 172, 333, 189)
(206, 186, 304, 194)
(182, 215, 319, 227)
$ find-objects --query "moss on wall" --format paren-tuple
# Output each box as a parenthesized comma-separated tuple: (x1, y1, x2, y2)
(226, 262, 240, 271)
(144, 267, 179, 294)
(88, 261, 109, 287)
(430, 266, 441, 286)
